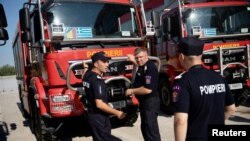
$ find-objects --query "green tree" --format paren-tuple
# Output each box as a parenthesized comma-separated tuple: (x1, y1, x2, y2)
(0, 65, 16, 76)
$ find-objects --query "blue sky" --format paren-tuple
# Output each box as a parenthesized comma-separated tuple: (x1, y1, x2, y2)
(0, 0, 26, 66)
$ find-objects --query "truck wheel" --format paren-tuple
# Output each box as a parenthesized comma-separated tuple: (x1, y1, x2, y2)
(18, 85, 29, 119)
(120, 106, 139, 127)
(29, 99, 36, 133)
(233, 89, 250, 107)
(29, 95, 56, 141)
(20, 100, 29, 119)
(158, 79, 174, 115)
(33, 104, 56, 141)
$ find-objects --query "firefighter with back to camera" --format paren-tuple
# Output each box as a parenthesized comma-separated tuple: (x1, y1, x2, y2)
(172, 37, 236, 141)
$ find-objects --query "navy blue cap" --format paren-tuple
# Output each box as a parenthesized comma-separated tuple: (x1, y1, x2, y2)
(91, 51, 111, 63)
(179, 37, 204, 56)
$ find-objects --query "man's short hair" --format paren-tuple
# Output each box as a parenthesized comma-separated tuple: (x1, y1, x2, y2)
(134, 47, 148, 55)
(179, 37, 204, 56)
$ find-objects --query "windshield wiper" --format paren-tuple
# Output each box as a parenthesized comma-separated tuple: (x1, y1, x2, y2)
(58, 43, 88, 49)
(98, 42, 105, 48)
(119, 41, 136, 46)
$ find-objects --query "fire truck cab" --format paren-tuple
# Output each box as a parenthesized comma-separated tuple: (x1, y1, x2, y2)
(12, 0, 157, 140)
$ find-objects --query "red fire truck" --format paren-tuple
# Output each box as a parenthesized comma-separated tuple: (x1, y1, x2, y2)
(12, 0, 158, 140)
(0, 4, 8, 46)
(150, 0, 250, 114)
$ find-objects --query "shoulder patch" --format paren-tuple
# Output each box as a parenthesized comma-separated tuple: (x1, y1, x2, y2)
(172, 85, 181, 102)
(145, 76, 151, 84)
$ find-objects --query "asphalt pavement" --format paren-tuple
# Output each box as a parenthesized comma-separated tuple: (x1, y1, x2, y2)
(0, 92, 250, 141)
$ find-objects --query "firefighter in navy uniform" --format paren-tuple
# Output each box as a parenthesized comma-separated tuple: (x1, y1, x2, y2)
(173, 37, 236, 141)
(126, 47, 161, 141)
(82, 51, 126, 141)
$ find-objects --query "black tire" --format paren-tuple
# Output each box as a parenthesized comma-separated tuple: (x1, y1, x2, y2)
(158, 79, 174, 115)
(29, 89, 56, 141)
(118, 106, 139, 127)
(18, 85, 29, 119)
(29, 97, 36, 134)
(33, 102, 57, 141)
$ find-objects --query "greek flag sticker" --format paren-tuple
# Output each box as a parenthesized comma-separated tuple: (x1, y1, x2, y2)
(203, 28, 217, 37)
(77, 27, 93, 38)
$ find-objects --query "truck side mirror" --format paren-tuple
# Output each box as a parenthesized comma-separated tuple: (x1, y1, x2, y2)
(0, 4, 7, 27)
(19, 8, 32, 42)
(0, 28, 9, 40)
(167, 17, 171, 33)
(182, 8, 193, 19)
(166, 17, 171, 40)
(0, 4, 8, 45)
(151, 11, 162, 38)
(19, 8, 31, 31)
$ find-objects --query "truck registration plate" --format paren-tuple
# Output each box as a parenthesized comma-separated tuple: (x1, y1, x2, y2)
(109, 101, 126, 109)
(229, 83, 243, 90)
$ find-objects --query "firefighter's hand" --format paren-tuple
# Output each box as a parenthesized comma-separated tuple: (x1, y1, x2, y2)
(81, 61, 89, 79)
(117, 111, 126, 119)
(125, 89, 134, 96)
(127, 54, 136, 64)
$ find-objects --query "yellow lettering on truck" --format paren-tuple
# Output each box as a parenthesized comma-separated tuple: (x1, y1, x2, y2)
(87, 50, 123, 58)
(213, 44, 240, 49)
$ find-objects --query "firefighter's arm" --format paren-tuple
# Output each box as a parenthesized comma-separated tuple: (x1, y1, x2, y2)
(125, 86, 152, 96)
(174, 112, 188, 141)
(81, 61, 89, 79)
(95, 99, 126, 119)
(224, 104, 236, 120)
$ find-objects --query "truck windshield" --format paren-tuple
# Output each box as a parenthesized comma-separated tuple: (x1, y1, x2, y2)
(45, 1, 140, 39)
(183, 5, 250, 38)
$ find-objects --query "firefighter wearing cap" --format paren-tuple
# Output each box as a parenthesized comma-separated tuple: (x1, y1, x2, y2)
(126, 47, 161, 141)
(82, 51, 126, 141)
(173, 37, 236, 141)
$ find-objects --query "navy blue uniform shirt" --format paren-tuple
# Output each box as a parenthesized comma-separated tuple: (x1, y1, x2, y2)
(172, 65, 235, 140)
(133, 60, 160, 111)
(82, 71, 108, 114)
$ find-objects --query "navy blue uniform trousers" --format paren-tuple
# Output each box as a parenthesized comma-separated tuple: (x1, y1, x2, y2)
(140, 110, 161, 141)
(87, 113, 122, 141)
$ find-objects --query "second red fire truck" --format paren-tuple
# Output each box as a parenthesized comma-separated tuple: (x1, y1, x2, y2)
(150, 0, 250, 114)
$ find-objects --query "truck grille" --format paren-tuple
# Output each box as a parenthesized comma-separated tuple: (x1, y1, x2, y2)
(202, 49, 245, 66)
(106, 80, 129, 102)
